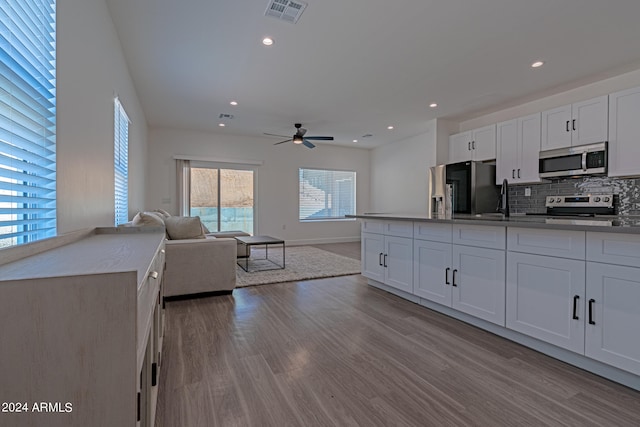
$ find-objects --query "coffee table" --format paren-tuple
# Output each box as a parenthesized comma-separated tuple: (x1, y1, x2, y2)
(235, 235, 285, 272)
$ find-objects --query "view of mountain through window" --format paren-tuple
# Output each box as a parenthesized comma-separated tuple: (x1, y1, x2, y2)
(190, 167, 254, 234)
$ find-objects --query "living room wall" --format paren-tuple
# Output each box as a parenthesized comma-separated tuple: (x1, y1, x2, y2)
(56, 0, 147, 234)
(146, 128, 370, 245)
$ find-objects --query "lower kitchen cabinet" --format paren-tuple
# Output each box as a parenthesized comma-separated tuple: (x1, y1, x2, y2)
(452, 245, 506, 326)
(585, 262, 640, 376)
(506, 252, 586, 353)
(413, 229, 506, 326)
(362, 230, 413, 294)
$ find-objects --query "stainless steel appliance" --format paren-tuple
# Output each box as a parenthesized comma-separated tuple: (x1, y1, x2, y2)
(544, 193, 614, 216)
(539, 142, 607, 178)
(429, 161, 500, 215)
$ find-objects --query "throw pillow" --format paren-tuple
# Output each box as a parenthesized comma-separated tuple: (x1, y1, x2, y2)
(154, 208, 171, 218)
(164, 216, 206, 240)
(132, 211, 165, 227)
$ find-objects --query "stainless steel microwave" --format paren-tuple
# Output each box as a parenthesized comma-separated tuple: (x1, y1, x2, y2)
(539, 142, 607, 178)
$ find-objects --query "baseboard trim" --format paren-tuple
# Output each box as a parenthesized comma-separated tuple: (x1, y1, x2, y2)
(164, 289, 233, 302)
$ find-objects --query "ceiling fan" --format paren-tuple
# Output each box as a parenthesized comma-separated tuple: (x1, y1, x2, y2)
(265, 123, 334, 149)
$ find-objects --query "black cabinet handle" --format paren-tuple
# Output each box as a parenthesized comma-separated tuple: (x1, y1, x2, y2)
(588, 299, 596, 325)
(472, 140, 476, 150)
(379, 252, 383, 266)
(445, 267, 450, 285)
(452, 269, 458, 287)
(517, 169, 521, 179)
(572, 119, 576, 131)
(566, 120, 570, 132)
(572, 295, 579, 320)
(512, 169, 515, 179)
(383, 254, 388, 268)
(468, 141, 471, 151)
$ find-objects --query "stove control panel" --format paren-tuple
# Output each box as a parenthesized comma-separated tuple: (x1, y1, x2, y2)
(545, 194, 614, 208)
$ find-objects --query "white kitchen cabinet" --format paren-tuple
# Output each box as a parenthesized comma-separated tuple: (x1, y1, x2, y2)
(362, 231, 385, 283)
(413, 223, 506, 326)
(506, 252, 586, 353)
(448, 124, 496, 163)
(585, 262, 640, 376)
(608, 86, 640, 177)
(361, 221, 413, 294)
(541, 96, 608, 150)
(413, 238, 452, 305)
(496, 113, 541, 184)
(452, 244, 506, 326)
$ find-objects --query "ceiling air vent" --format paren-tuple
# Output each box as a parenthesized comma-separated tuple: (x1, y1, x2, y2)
(219, 113, 234, 119)
(265, 0, 307, 24)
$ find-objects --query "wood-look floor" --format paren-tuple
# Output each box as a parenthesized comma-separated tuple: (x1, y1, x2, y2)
(155, 243, 640, 427)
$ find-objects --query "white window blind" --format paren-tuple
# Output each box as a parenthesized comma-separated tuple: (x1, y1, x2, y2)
(299, 168, 356, 221)
(0, 0, 57, 248)
(114, 98, 129, 225)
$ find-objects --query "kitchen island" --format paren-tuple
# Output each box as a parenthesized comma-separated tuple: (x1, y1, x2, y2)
(348, 213, 640, 391)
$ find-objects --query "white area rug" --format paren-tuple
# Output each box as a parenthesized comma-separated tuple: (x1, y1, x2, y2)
(235, 246, 361, 288)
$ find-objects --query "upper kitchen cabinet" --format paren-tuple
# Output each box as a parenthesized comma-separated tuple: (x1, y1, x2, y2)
(496, 113, 542, 184)
(448, 124, 496, 163)
(541, 96, 608, 151)
(608, 86, 640, 177)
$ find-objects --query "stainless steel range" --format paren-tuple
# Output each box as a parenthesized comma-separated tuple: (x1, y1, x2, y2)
(545, 194, 615, 216)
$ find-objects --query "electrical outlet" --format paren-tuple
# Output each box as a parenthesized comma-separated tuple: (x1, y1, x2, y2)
(524, 187, 531, 197)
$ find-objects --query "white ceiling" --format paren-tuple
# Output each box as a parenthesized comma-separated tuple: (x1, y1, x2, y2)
(106, 0, 640, 149)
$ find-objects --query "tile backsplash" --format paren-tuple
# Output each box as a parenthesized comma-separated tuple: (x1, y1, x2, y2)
(508, 176, 640, 215)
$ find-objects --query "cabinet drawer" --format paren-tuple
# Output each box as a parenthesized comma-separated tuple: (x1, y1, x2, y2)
(384, 221, 414, 238)
(413, 222, 452, 243)
(453, 224, 505, 249)
(508, 227, 585, 259)
(361, 220, 384, 234)
(587, 232, 640, 267)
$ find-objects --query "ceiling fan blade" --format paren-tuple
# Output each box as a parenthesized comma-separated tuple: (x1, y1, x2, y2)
(304, 136, 334, 141)
(264, 132, 290, 138)
(302, 139, 316, 149)
(274, 139, 292, 145)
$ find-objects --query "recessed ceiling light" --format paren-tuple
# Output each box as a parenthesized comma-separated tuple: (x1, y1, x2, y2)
(531, 61, 544, 68)
(230, 101, 238, 106)
(353, 139, 358, 143)
(429, 103, 438, 108)
(387, 126, 394, 130)
(218, 123, 226, 127)
(262, 37, 274, 46)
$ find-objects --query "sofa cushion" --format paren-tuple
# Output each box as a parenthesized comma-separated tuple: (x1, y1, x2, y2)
(164, 216, 206, 240)
(132, 211, 165, 227)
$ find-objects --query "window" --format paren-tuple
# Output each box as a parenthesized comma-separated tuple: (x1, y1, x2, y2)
(0, 0, 57, 248)
(299, 168, 356, 221)
(114, 98, 129, 225)
(189, 165, 254, 234)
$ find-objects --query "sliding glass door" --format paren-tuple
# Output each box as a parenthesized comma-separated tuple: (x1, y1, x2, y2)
(189, 166, 254, 234)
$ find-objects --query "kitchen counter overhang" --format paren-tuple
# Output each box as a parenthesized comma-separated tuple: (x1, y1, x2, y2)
(346, 213, 640, 234)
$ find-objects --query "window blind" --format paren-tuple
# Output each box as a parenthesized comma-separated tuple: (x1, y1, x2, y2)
(114, 98, 129, 226)
(299, 168, 356, 221)
(0, 0, 57, 248)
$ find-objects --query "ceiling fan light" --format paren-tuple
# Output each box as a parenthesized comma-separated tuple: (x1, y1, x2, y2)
(293, 135, 303, 144)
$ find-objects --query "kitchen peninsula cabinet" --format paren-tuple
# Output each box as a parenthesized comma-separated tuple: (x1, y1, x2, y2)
(414, 223, 506, 326)
(352, 212, 640, 391)
(448, 124, 496, 163)
(0, 227, 166, 427)
(585, 232, 640, 376)
(541, 95, 608, 150)
(505, 228, 587, 353)
(608, 85, 640, 177)
(496, 112, 541, 184)
(361, 220, 413, 294)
